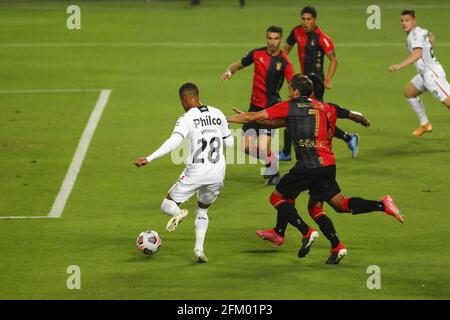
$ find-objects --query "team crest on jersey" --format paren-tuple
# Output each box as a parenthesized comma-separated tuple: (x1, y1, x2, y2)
(258, 57, 264, 63)
(276, 62, 282, 71)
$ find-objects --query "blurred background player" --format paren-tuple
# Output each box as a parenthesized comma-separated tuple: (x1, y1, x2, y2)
(388, 9, 450, 136)
(280, 6, 359, 160)
(135, 83, 234, 263)
(227, 75, 404, 264)
(221, 25, 294, 185)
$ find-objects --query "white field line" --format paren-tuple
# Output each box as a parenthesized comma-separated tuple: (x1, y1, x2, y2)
(0, 216, 59, 219)
(47, 89, 111, 218)
(0, 88, 104, 94)
(2, 42, 450, 48)
(0, 89, 111, 220)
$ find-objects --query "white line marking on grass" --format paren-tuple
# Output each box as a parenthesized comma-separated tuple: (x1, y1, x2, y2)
(0, 89, 111, 220)
(0, 88, 103, 93)
(0, 216, 58, 220)
(48, 89, 111, 218)
(1, 42, 450, 49)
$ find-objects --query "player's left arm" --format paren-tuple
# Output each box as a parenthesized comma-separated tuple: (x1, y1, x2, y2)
(319, 34, 337, 89)
(324, 50, 338, 89)
(388, 48, 422, 72)
(329, 103, 370, 127)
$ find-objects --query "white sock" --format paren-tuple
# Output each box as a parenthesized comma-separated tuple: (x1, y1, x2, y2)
(160, 198, 181, 217)
(194, 205, 209, 252)
(407, 97, 429, 125)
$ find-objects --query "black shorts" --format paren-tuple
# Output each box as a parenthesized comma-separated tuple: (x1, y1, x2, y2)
(242, 104, 273, 137)
(275, 165, 341, 203)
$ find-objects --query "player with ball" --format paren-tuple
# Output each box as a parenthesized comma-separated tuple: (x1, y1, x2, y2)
(135, 83, 234, 263)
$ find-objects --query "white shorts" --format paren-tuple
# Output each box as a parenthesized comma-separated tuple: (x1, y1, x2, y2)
(411, 65, 450, 102)
(168, 173, 223, 205)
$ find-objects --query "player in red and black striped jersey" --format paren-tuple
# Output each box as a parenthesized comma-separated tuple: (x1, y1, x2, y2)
(221, 26, 294, 185)
(280, 6, 360, 160)
(227, 75, 404, 264)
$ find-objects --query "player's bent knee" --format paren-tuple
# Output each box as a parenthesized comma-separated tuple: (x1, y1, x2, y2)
(270, 192, 287, 208)
(197, 192, 218, 206)
(309, 206, 325, 220)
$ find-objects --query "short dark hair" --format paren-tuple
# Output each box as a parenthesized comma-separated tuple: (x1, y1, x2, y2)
(179, 82, 199, 97)
(401, 9, 415, 18)
(301, 6, 317, 18)
(266, 25, 283, 36)
(291, 74, 314, 97)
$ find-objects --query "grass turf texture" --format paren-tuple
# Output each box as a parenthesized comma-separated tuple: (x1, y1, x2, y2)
(0, 0, 449, 299)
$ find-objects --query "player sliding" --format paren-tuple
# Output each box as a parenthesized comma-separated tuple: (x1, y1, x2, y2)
(220, 25, 294, 185)
(135, 83, 233, 263)
(227, 75, 404, 264)
(388, 9, 450, 136)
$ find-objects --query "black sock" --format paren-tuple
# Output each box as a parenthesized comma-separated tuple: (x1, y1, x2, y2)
(315, 215, 340, 248)
(283, 129, 292, 155)
(275, 203, 309, 236)
(334, 127, 352, 143)
(275, 206, 289, 237)
(348, 197, 385, 214)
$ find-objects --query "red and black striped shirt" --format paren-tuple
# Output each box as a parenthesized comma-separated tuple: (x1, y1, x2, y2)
(266, 97, 348, 170)
(286, 26, 334, 79)
(241, 47, 294, 108)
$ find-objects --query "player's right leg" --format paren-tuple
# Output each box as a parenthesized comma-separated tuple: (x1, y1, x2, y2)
(405, 76, 432, 136)
(327, 192, 405, 223)
(423, 67, 450, 110)
(193, 182, 223, 263)
(163, 175, 197, 232)
(307, 199, 346, 264)
(256, 168, 315, 249)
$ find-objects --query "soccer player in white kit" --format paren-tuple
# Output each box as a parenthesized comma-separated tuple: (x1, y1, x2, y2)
(135, 83, 234, 263)
(388, 10, 450, 136)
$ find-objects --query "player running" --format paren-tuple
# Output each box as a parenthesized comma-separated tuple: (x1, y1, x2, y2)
(220, 25, 294, 185)
(135, 83, 234, 263)
(280, 6, 359, 160)
(388, 9, 450, 136)
(227, 75, 404, 264)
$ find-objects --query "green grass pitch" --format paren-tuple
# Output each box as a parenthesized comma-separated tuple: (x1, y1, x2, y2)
(0, 0, 449, 299)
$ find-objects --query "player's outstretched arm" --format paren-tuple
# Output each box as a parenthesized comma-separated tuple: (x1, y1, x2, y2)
(231, 107, 286, 128)
(348, 111, 370, 128)
(330, 103, 370, 127)
(134, 133, 184, 168)
(388, 48, 422, 72)
(220, 60, 244, 80)
(227, 109, 269, 124)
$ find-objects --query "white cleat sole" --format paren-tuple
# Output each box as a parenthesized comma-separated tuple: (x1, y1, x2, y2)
(194, 250, 208, 263)
(306, 231, 319, 248)
(166, 209, 189, 232)
(336, 249, 348, 263)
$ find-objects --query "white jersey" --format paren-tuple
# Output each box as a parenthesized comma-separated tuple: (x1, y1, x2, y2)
(173, 105, 231, 183)
(407, 26, 440, 74)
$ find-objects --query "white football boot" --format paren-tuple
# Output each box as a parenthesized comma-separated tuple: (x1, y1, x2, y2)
(166, 209, 189, 232)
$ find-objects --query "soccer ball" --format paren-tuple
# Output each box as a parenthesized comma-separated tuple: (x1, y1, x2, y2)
(136, 230, 162, 255)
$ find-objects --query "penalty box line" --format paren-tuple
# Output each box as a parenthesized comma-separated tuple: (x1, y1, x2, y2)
(0, 89, 112, 220)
